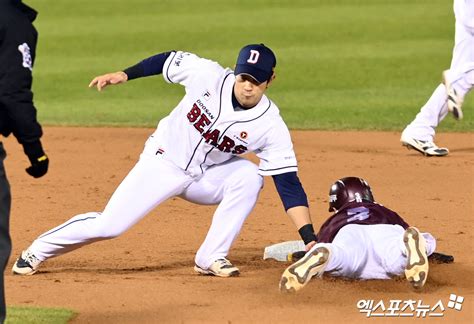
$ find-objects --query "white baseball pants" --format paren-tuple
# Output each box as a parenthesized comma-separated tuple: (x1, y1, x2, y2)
(402, 1, 474, 141)
(28, 139, 263, 269)
(314, 224, 436, 280)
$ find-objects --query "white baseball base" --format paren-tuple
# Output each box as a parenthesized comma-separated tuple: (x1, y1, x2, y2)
(263, 240, 305, 261)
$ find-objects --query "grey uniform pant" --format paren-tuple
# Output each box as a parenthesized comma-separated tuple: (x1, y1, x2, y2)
(0, 142, 11, 323)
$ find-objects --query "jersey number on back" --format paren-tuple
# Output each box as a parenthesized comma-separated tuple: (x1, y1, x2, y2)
(346, 206, 370, 223)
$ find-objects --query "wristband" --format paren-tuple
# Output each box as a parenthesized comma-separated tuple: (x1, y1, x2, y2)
(298, 224, 317, 245)
(22, 140, 45, 162)
(123, 63, 144, 80)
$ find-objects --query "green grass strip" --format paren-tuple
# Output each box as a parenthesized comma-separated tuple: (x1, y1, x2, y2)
(5, 306, 76, 324)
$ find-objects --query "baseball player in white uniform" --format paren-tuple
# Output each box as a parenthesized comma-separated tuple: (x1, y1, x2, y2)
(12, 44, 319, 277)
(279, 177, 436, 292)
(401, 0, 473, 156)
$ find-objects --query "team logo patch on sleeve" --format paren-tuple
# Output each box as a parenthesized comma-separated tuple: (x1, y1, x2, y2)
(18, 43, 33, 71)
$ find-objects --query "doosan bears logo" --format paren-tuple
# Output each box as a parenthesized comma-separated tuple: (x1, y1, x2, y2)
(247, 50, 260, 64)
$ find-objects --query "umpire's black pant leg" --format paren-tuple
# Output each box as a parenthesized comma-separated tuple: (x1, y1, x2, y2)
(0, 142, 12, 323)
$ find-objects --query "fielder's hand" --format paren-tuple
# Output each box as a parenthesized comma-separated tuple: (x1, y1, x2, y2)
(305, 240, 317, 252)
(89, 71, 128, 91)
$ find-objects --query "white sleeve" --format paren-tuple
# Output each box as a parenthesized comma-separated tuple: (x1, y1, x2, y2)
(454, 0, 474, 29)
(162, 51, 223, 88)
(256, 120, 298, 176)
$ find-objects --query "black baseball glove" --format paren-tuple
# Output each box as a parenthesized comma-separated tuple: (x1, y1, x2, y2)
(428, 252, 454, 264)
(23, 140, 49, 178)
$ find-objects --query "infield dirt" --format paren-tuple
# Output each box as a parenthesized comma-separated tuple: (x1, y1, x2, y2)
(4, 127, 473, 323)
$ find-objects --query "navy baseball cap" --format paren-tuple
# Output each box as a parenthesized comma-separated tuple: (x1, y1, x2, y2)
(234, 44, 276, 84)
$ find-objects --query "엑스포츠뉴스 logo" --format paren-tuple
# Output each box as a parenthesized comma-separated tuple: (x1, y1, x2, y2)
(356, 294, 466, 318)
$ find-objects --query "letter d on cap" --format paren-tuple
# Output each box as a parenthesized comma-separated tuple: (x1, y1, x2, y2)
(247, 50, 260, 64)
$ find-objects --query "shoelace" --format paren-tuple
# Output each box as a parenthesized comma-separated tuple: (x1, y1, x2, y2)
(418, 140, 438, 149)
(24, 252, 40, 266)
(216, 258, 232, 267)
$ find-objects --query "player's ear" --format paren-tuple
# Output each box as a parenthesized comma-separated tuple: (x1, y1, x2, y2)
(266, 73, 276, 88)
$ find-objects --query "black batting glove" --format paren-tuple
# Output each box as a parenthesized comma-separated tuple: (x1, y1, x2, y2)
(26, 154, 49, 178)
(23, 140, 49, 178)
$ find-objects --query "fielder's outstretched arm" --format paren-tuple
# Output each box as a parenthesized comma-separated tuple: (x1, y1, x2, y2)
(273, 172, 317, 250)
(88, 51, 173, 91)
(287, 206, 317, 251)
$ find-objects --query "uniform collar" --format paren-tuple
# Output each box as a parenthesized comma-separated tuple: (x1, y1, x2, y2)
(222, 73, 271, 120)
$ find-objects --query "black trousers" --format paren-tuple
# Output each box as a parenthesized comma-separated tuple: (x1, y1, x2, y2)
(0, 142, 11, 323)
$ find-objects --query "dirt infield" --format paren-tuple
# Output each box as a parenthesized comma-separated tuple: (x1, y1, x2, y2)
(3, 127, 473, 323)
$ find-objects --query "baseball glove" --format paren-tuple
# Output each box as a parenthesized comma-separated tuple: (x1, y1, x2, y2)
(428, 251, 454, 264)
(287, 250, 306, 262)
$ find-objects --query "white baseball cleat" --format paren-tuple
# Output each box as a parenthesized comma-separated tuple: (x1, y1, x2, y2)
(279, 246, 330, 293)
(443, 70, 463, 120)
(404, 227, 429, 289)
(12, 249, 42, 275)
(400, 133, 449, 157)
(194, 258, 240, 277)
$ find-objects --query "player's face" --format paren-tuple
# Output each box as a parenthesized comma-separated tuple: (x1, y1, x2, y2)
(234, 74, 274, 108)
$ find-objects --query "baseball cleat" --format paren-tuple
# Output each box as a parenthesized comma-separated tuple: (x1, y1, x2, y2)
(279, 246, 330, 293)
(12, 249, 42, 275)
(443, 70, 463, 120)
(194, 258, 240, 277)
(404, 227, 429, 289)
(400, 134, 449, 157)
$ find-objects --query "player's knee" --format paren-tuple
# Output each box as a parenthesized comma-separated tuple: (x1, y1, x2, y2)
(82, 213, 127, 239)
(235, 171, 263, 195)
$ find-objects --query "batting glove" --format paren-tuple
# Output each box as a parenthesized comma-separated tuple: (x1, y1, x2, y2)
(23, 140, 49, 178)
